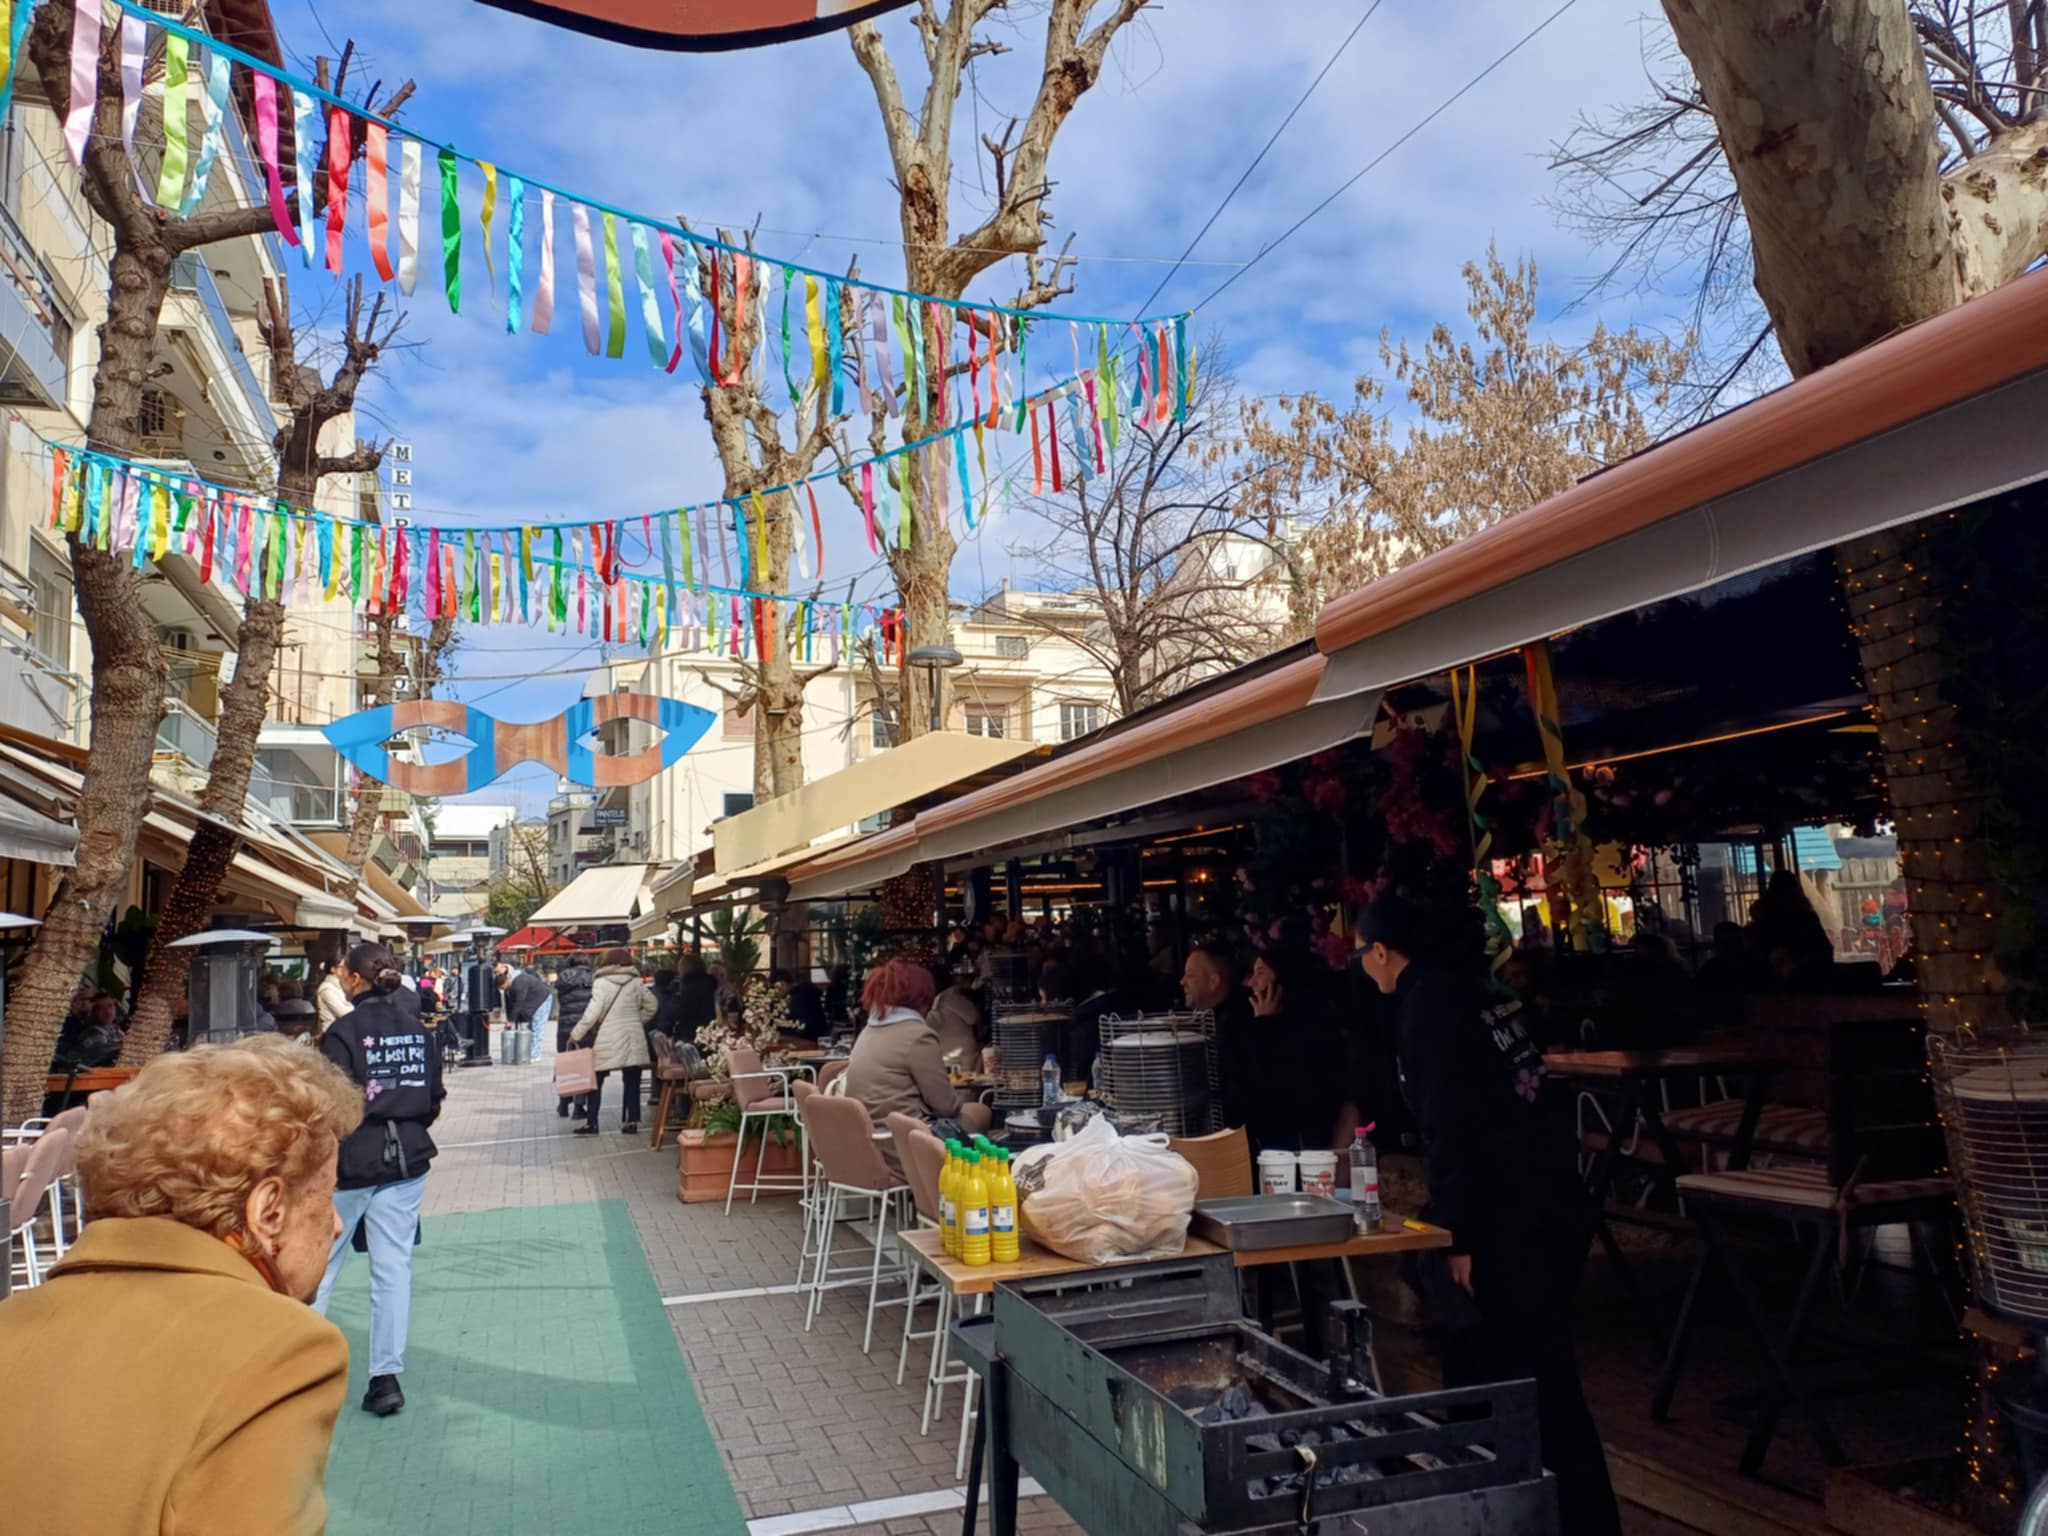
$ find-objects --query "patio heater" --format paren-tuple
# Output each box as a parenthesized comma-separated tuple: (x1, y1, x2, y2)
(905, 644, 963, 734)
(168, 929, 275, 1044)
(1929, 1039, 2048, 1492)
(0, 913, 40, 1302)
(456, 925, 507, 1067)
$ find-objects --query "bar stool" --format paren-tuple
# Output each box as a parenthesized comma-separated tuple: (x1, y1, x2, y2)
(723, 1045, 805, 1214)
(799, 1092, 912, 1353)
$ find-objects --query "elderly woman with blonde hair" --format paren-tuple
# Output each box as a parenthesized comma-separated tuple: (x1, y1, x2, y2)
(0, 1036, 363, 1534)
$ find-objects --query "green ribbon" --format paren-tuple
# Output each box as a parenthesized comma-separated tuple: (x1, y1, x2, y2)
(1097, 325, 1119, 454)
(781, 264, 799, 407)
(601, 211, 625, 359)
(1014, 320, 1031, 432)
(156, 34, 190, 206)
(464, 530, 480, 620)
(678, 509, 694, 589)
(551, 530, 565, 624)
(349, 526, 364, 597)
(438, 147, 461, 313)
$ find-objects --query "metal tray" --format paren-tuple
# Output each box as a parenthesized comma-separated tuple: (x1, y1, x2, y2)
(1190, 1193, 1355, 1250)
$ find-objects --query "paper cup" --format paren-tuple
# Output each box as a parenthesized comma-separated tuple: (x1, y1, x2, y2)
(1296, 1151, 1338, 1198)
(1257, 1149, 1298, 1196)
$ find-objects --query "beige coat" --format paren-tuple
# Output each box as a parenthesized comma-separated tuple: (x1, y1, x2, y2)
(572, 964, 656, 1070)
(315, 971, 351, 1029)
(0, 1215, 348, 1535)
(844, 1006, 965, 1130)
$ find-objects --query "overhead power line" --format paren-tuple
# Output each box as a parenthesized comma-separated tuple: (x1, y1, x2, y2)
(1192, 0, 1583, 315)
(1133, 0, 1386, 318)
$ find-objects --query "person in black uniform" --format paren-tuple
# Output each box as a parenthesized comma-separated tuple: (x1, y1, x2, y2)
(1352, 894, 1620, 1536)
(312, 941, 446, 1418)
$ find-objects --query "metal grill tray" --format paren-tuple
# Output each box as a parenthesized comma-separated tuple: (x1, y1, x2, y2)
(1191, 1194, 1355, 1250)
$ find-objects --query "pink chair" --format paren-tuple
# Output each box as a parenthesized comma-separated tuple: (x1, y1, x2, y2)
(7, 1127, 74, 1288)
(800, 1092, 911, 1353)
(724, 1045, 806, 1214)
(817, 1059, 849, 1094)
(40, 1105, 91, 1254)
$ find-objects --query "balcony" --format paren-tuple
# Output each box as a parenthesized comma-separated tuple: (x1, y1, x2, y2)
(156, 696, 219, 773)
(165, 252, 279, 476)
(0, 198, 72, 409)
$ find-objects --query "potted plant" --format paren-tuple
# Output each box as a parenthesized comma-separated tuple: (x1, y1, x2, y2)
(676, 1098, 805, 1204)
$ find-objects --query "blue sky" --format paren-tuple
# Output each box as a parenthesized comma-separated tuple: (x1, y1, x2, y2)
(264, 0, 1695, 812)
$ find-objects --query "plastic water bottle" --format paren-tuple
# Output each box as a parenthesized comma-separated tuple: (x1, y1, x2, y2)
(1350, 1125, 1382, 1232)
(1041, 1054, 1061, 1108)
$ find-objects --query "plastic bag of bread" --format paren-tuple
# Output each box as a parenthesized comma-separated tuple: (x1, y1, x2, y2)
(1013, 1115, 1198, 1264)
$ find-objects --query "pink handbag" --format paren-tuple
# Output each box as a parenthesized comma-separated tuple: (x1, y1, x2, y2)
(553, 1047, 597, 1097)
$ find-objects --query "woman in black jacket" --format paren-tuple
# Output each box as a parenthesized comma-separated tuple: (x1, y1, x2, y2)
(311, 941, 445, 1419)
(550, 958, 596, 1117)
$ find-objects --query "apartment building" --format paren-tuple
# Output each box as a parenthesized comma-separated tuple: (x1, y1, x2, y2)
(425, 802, 519, 921)
(618, 588, 1119, 875)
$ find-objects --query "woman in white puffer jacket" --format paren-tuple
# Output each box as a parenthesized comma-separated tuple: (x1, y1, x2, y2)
(569, 948, 656, 1135)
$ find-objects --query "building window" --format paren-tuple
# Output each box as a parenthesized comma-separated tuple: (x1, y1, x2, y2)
(722, 792, 753, 819)
(995, 633, 1028, 659)
(870, 709, 898, 749)
(965, 709, 1007, 739)
(28, 542, 70, 670)
(1059, 702, 1102, 741)
(722, 699, 753, 738)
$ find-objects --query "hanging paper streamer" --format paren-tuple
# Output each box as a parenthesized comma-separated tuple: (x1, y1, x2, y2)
(630, 223, 665, 368)
(117, 12, 145, 197)
(0, 0, 36, 126)
(572, 203, 599, 355)
(282, 88, 313, 267)
(478, 162, 498, 291)
(397, 138, 422, 297)
(601, 211, 625, 359)
(438, 146, 461, 312)
(155, 33, 190, 206)
(324, 104, 350, 273)
(178, 48, 232, 215)
(250, 73, 299, 246)
(364, 121, 395, 283)
(533, 188, 557, 333)
(507, 176, 525, 334)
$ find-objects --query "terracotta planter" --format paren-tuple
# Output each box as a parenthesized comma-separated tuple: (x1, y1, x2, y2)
(676, 1127, 804, 1204)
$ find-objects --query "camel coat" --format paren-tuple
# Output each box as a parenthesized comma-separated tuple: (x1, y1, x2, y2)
(0, 1215, 348, 1535)
(571, 964, 656, 1071)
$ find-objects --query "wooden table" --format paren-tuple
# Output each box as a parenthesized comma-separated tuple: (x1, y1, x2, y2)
(899, 1217, 1448, 1296)
(43, 1067, 139, 1109)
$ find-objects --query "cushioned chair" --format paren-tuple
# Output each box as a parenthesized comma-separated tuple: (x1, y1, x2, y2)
(724, 1045, 805, 1214)
(647, 1033, 704, 1152)
(6, 1127, 74, 1289)
(800, 1092, 911, 1353)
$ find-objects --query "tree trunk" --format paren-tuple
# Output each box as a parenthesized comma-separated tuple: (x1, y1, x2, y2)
(1, 242, 173, 1124)
(119, 595, 285, 1058)
(1662, 0, 2048, 377)
(343, 609, 403, 873)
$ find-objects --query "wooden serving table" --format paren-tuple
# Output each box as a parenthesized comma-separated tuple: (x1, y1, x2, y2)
(899, 1217, 1448, 1297)
(43, 1066, 139, 1110)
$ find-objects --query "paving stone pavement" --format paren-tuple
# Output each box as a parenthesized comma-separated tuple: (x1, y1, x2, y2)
(397, 1057, 1681, 1536)
(404, 1058, 1080, 1535)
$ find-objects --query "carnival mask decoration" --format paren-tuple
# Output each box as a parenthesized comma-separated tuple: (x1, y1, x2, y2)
(322, 694, 713, 794)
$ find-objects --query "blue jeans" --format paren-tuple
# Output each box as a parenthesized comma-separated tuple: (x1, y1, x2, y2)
(528, 993, 555, 1060)
(313, 1174, 427, 1378)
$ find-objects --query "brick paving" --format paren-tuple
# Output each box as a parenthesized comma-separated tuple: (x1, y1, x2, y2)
(368, 1058, 1685, 1536)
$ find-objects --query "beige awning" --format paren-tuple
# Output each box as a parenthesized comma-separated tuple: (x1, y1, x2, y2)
(529, 862, 669, 926)
(712, 732, 1035, 874)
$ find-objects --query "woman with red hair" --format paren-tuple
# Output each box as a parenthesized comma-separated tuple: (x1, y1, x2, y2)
(843, 959, 992, 1160)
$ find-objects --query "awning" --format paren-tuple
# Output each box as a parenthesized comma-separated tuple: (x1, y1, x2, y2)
(713, 732, 1037, 872)
(304, 831, 437, 924)
(528, 862, 669, 926)
(782, 656, 1382, 902)
(0, 776, 76, 866)
(1313, 269, 2048, 703)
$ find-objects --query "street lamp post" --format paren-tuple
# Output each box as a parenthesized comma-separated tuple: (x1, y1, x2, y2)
(904, 645, 965, 735)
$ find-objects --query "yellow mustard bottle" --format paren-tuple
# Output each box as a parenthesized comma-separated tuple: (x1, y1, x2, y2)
(939, 1140, 961, 1257)
(990, 1148, 1020, 1263)
(960, 1150, 993, 1266)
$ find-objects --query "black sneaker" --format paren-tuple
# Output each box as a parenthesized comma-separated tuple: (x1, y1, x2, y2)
(573, 1123, 599, 1136)
(620, 1122, 640, 1136)
(362, 1374, 404, 1416)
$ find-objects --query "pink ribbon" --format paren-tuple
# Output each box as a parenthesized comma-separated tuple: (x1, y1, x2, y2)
(62, 0, 101, 165)
(860, 463, 879, 555)
(660, 231, 685, 375)
(325, 105, 350, 273)
(571, 203, 599, 355)
(532, 189, 556, 333)
(251, 75, 300, 247)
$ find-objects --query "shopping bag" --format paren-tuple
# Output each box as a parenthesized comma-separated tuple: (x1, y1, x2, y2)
(554, 1047, 598, 1098)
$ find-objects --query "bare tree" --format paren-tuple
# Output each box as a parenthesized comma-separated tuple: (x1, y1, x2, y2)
(121, 273, 404, 1060)
(1552, 3, 2048, 417)
(681, 229, 848, 802)
(4, 7, 408, 1120)
(1009, 356, 1289, 715)
(846, 0, 1152, 738)
(1241, 250, 1691, 621)
(485, 821, 555, 931)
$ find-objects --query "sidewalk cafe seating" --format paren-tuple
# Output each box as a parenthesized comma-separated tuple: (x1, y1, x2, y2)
(1651, 1013, 1959, 1476)
(4, 1127, 76, 1289)
(798, 1090, 914, 1354)
(888, 1114, 979, 1451)
(724, 1044, 808, 1214)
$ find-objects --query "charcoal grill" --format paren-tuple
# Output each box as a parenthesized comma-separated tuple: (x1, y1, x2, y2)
(1094, 1010, 1220, 1137)
(955, 1252, 1555, 1535)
